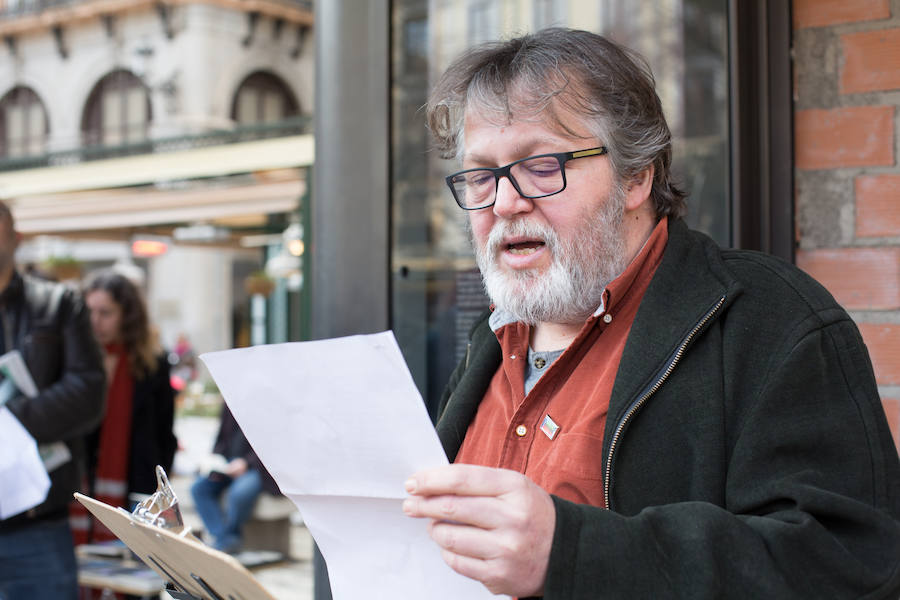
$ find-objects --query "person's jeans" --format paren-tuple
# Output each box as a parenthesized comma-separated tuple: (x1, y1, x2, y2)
(190, 469, 263, 552)
(0, 517, 78, 600)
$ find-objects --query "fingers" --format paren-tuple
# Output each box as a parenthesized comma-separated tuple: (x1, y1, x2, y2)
(428, 518, 524, 561)
(405, 463, 523, 498)
(402, 493, 506, 529)
(426, 518, 548, 596)
(402, 464, 556, 597)
(440, 549, 510, 596)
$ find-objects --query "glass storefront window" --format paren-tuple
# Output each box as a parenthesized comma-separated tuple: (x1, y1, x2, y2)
(391, 0, 729, 417)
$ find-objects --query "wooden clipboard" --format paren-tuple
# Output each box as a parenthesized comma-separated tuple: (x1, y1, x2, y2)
(74, 492, 277, 600)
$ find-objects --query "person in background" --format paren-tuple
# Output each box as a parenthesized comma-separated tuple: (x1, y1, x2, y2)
(76, 269, 177, 544)
(191, 403, 279, 553)
(401, 28, 900, 598)
(0, 200, 106, 600)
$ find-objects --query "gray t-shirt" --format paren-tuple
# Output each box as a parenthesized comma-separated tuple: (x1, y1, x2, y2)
(524, 347, 565, 396)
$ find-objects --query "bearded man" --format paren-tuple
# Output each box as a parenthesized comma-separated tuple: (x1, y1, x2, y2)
(402, 28, 900, 599)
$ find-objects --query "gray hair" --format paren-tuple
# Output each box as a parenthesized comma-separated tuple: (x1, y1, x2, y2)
(426, 27, 686, 219)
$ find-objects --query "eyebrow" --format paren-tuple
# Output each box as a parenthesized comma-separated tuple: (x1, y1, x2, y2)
(463, 137, 564, 167)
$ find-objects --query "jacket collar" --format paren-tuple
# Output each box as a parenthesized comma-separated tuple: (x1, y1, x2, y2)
(606, 218, 743, 427)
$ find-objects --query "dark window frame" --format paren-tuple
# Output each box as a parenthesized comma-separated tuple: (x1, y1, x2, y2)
(728, 0, 794, 260)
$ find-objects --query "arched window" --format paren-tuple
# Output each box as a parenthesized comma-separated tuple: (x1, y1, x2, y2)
(81, 70, 151, 147)
(0, 86, 48, 158)
(231, 72, 299, 125)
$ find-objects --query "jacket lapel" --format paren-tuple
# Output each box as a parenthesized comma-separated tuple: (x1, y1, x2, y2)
(436, 319, 501, 461)
(605, 218, 742, 439)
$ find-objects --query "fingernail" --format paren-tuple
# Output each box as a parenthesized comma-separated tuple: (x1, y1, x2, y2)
(401, 498, 413, 515)
(404, 478, 417, 493)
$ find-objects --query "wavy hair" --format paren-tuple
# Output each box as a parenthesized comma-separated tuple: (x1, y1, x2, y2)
(426, 27, 686, 219)
(84, 269, 159, 376)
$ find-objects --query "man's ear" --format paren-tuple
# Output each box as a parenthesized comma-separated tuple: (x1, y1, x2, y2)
(623, 165, 654, 212)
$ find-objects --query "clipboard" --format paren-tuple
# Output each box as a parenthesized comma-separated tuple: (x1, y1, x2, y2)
(74, 492, 277, 600)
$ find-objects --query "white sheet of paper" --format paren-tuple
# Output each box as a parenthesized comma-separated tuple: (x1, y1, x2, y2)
(0, 407, 51, 519)
(200, 332, 504, 600)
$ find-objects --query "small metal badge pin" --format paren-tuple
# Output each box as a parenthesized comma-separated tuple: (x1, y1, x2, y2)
(540, 414, 560, 440)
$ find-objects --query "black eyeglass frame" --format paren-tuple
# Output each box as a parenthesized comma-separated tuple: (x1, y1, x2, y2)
(445, 146, 608, 210)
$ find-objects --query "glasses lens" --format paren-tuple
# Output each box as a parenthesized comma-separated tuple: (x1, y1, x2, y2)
(510, 156, 564, 197)
(450, 170, 496, 208)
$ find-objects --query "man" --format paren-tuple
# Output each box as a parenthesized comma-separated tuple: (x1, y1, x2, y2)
(0, 200, 106, 600)
(402, 28, 900, 598)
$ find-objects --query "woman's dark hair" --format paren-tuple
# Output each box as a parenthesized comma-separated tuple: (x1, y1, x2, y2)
(84, 269, 158, 376)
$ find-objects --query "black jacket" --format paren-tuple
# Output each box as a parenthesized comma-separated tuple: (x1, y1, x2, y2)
(85, 353, 178, 497)
(212, 405, 280, 495)
(437, 219, 900, 598)
(127, 354, 177, 495)
(2, 273, 106, 525)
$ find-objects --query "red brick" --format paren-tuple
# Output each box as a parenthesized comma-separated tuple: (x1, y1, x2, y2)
(884, 397, 900, 452)
(859, 323, 900, 385)
(795, 107, 894, 170)
(796, 247, 900, 310)
(794, 0, 890, 29)
(842, 28, 900, 94)
(856, 175, 900, 237)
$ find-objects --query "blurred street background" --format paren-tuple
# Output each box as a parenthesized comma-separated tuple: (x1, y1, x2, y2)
(1, 2, 898, 600)
(170, 414, 314, 600)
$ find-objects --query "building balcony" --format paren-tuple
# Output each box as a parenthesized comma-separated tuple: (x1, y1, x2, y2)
(0, 115, 312, 173)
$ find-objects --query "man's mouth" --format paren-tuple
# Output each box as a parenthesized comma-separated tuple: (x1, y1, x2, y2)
(505, 240, 545, 256)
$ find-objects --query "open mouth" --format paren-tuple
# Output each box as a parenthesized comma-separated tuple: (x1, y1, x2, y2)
(505, 240, 545, 255)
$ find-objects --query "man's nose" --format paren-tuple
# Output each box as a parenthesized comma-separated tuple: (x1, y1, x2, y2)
(493, 176, 533, 218)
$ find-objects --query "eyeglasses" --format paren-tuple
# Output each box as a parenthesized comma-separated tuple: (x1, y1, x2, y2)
(445, 146, 608, 210)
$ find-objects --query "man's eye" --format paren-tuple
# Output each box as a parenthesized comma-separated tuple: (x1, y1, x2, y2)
(523, 161, 560, 176)
(467, 172, 494, 187)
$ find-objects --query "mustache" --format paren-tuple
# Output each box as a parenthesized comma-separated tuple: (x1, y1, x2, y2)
(485, 219, 559, 256)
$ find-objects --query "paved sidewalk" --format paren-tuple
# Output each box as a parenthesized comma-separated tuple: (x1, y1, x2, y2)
(246, 526, 314, 600)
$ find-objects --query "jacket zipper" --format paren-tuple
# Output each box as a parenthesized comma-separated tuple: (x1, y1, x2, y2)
(603, 295, 726, 510)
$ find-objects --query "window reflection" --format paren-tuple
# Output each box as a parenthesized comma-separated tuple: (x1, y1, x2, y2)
(392, 0, 729, 416)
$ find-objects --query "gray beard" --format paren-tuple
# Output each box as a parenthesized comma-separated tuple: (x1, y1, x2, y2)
(474, 192, 627, 325)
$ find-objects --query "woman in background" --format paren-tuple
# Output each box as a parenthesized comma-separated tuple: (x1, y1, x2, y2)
(78, 269, 178, 543)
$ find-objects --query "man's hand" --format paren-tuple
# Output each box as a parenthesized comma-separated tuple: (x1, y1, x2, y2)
(223, 457, 248, 477)
(402, 464, 556, 597)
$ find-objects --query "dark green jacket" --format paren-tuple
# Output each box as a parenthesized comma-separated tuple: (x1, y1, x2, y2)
(436, 218, 900, 599)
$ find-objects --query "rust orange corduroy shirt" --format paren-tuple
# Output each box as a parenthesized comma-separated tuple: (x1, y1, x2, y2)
(455, 218, 668, 507)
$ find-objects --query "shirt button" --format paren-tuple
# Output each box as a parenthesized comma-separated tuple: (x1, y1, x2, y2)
(515, 425, 527, 437)
(533, 357, 546, 369)
(603, 314, 613, 323)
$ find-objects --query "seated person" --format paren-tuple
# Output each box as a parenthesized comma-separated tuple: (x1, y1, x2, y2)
(191, 404, 279, 553)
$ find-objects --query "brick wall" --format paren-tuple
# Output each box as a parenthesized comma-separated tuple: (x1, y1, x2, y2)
(793, 0, 899, 451)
